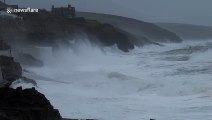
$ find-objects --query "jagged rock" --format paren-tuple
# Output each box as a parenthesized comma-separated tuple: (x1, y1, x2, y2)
(0, 87, 62, 120)
(80, 22, 134, 52)
(0, 56, 22, 86)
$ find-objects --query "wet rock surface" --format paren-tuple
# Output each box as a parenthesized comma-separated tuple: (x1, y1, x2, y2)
(0, 56, 22, 86)
(79, 22, 134, 52)
(0, 87, 62, 120)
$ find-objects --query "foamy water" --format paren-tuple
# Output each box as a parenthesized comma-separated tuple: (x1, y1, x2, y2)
(12, 39, 212, 120)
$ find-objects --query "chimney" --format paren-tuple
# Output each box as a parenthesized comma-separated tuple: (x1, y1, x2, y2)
(68, 4, 71, 8)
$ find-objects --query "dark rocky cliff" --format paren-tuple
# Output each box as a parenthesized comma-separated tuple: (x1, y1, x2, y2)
(0, 56, 22, 86)
(0, 40, 95, 120)
(0, 87, 62, 120)
(77, 12, 183, 45)
(0, 12, 134, 52)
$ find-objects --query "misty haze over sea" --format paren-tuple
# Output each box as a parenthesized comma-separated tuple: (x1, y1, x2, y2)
(13, 39, 212, 120)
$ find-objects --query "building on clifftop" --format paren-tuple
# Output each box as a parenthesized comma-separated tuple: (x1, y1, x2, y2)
(0, 1, 7, 11)
(0, 1, 18, 11)
(51, 4, 76, 18)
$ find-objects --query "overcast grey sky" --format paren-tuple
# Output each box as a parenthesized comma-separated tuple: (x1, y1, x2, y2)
(6, 0, 212, 26)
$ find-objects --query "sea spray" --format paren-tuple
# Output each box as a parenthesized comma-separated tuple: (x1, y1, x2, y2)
(16, 39, 212, 120)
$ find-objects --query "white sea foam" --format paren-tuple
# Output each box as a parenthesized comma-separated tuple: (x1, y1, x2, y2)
(15, 39, 212, 120)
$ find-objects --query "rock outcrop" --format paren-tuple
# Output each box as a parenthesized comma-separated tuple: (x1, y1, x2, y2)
(0, 12, 134, 52)
(77, 12, 183, 44)
(77, 22, 134, 52)
(0, 56, 22, 86)
(0, 87, 62, 120)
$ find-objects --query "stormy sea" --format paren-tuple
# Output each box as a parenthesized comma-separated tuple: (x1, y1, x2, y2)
(12, 39, 212, 120)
